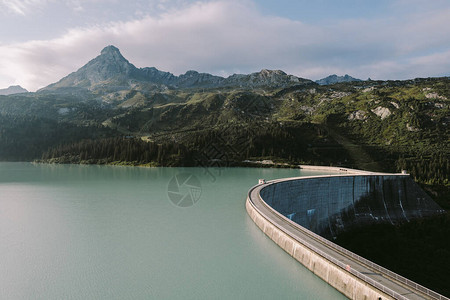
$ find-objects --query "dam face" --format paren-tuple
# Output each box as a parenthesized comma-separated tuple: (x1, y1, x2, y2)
(260, 175, 443, 238)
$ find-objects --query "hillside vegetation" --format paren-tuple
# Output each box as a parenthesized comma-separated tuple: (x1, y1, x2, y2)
(1, 78, 448, 186)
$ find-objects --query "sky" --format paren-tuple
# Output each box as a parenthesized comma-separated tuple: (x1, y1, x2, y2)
(0, 0, 449, 91)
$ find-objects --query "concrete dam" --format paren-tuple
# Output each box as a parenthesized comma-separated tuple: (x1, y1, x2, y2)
(259, 173, 443, 239)
(246, 167, 447, 300)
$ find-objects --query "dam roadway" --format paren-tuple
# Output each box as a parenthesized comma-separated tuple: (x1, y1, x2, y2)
(246, 172, 448, 300)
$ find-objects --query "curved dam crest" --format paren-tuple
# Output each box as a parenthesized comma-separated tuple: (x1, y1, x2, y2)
(246, 167, 447, 300)
(260, 174, 443, 238)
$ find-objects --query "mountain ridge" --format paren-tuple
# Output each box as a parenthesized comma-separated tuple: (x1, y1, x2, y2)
(0, 85, 28, 95)
(39, 45, 314, 92)
(316, 74, 362, 85)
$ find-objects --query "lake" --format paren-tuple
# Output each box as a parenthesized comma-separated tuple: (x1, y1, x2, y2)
(0, 163, 345, 299)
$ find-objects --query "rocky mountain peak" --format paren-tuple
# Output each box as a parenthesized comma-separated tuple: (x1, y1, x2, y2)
(183, 70, 200, 77)
(99, 45, 128, 63)
(101, 45, 121, 55)
(94, 45, 132, 70)
(41, 45, 140, 91)
(225, 69, 309, 87)
(0, 85, 28, 95)
(316, 74, 362, 85)
(259, 69, 287, 76)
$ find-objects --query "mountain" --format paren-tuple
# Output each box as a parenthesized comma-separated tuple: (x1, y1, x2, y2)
(224, 69, 310, 88)
(316, 74, 362, 85)
(0, 85, 28, 95)
(41, 45, 146, 92)
(40, 45, 313, 93)
(172, 69, 312, 89)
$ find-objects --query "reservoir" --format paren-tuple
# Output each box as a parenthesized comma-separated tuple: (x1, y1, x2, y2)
(0, 163, 345, 299)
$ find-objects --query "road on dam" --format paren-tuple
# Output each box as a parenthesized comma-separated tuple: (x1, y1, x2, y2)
(248, 176, 447, 300)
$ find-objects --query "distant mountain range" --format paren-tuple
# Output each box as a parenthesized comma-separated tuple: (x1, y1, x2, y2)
(0, 85, 28, 95)
(315, 74, 362, 85)
(4, 45, 367, 93)
(40, 45, 313, 93)
(7, 45, 450, 94)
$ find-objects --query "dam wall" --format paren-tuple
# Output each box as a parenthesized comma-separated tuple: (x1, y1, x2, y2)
(246, 167, 447, 300)
(260, 174, 443, 238)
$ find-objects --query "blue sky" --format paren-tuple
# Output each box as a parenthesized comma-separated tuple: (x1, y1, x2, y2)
(0, 0, 449, 91)
(257, 0, 391, 22)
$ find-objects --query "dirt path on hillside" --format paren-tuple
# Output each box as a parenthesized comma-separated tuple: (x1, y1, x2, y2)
(325, 126, 383, 171)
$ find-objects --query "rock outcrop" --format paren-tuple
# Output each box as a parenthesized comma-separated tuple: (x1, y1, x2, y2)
(0, 85, 28, 95)
(316, 74, 362, 85)
(371, 106, 391, 119)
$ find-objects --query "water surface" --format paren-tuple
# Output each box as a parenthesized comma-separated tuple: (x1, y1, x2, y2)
(0, 163, 345, 299)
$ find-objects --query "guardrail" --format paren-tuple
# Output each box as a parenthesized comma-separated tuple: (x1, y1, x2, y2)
(248, 174, 449, 300)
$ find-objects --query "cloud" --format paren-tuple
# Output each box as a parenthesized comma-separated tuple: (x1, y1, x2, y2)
(0, 0, 52, 15)
(0, 0, 449, 91)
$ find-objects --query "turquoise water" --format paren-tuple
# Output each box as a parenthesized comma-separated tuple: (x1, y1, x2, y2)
(0, 163, 345, 299)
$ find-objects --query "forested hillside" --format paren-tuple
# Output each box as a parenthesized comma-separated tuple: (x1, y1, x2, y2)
(1, 77, 448, 188)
